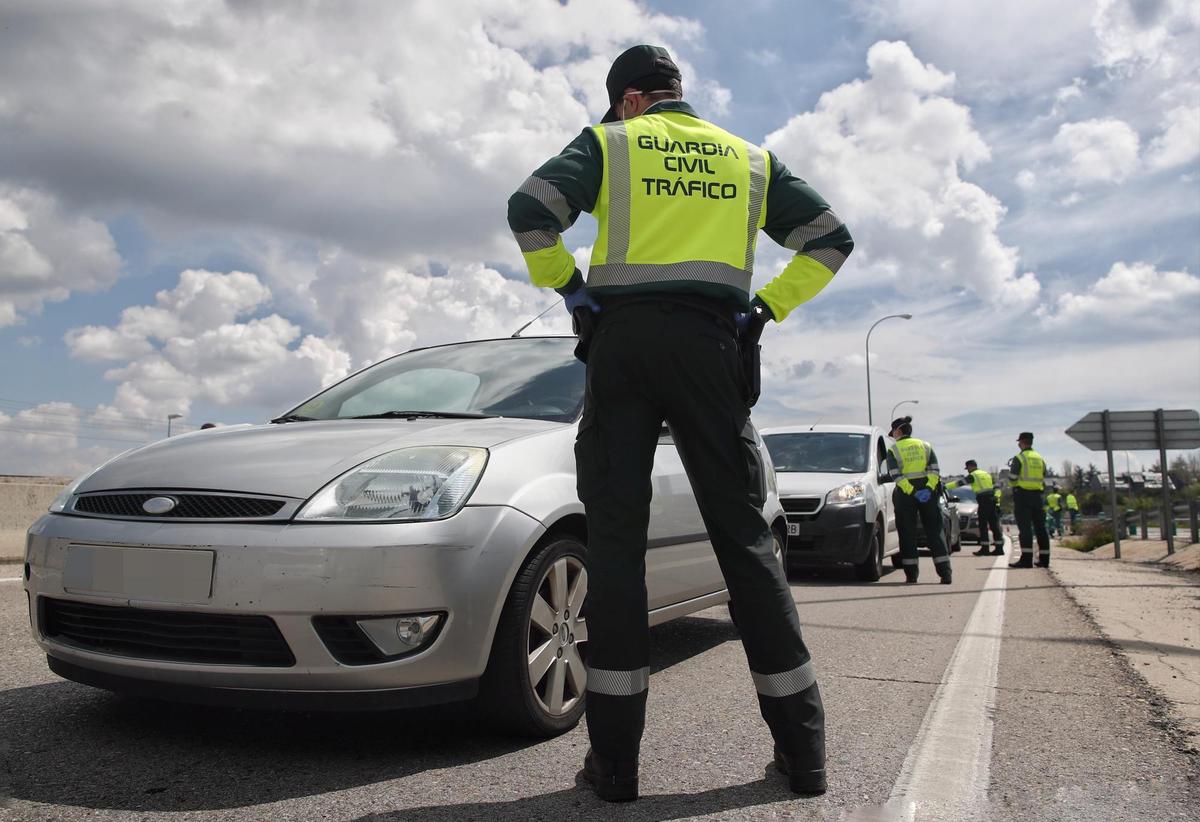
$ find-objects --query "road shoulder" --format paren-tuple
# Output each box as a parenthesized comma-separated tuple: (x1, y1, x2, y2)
(1050, 540, 1200, 753)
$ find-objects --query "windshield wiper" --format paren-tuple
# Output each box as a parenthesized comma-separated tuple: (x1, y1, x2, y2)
(270, 414, 318, 424)
(348, 410, 497, 420)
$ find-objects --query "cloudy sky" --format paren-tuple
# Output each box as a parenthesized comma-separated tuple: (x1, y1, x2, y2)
(1, 0, 1197, 477)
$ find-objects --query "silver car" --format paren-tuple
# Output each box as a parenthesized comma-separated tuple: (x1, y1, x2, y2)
(24, 335, 786, 737)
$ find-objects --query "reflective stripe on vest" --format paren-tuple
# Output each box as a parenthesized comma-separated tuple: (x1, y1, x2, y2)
(889, 437, 939, 495)
(587, 114, 768, 293)
(1015, 449, 1046, 490)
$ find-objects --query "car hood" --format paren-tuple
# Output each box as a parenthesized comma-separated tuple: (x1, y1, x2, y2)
(775, 471, 872, 498)
(78, 417, 566, 499)
(954, 501, 979, 515)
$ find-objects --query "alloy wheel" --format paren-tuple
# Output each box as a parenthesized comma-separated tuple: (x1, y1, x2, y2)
(526, 555, 588, 716)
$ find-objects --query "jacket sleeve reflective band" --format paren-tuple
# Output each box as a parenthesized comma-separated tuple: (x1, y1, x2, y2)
(520, 235, 577, 290)
(754, 253, 837, 322)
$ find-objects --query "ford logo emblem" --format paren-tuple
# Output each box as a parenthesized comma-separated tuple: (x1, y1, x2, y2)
(142, 496, 177, 515)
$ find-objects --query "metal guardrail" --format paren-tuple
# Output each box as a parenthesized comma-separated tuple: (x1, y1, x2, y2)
(1080, 500, 1200, 546)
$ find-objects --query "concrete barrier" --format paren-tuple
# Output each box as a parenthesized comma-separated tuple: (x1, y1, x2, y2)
(0, 476, 70, 561)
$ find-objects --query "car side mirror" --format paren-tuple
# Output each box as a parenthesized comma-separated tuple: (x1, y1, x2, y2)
(877, 460, 888, 483)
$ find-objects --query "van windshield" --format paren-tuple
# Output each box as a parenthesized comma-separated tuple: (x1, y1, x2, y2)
(763, 433, 870, 474)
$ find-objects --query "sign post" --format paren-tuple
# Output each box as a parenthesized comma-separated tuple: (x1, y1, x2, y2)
(1102, 410, 1121, 557)
(1066, 408, 1200, 558)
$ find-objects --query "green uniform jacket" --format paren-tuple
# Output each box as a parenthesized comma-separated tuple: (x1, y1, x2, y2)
(507, 100, 854, 319)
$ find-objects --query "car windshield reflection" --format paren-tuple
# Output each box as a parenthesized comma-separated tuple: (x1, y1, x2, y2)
(763, 433, 870, 474)
(285, 337, 585, 424)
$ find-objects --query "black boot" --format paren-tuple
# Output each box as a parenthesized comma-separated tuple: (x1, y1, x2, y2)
(1009, 555, 1033, 568)
(938, 569, 953, 585)
(990, 546, 1006, 555)
(972, 546, 990, 556)
(578, 749, 638, 802)
(904, 569, 919, 584)
(774, 747, 828, 795)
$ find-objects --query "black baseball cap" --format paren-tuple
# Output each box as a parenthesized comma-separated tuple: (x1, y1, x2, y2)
(1018, 431, 1034, 442)
(601, 45, 682, 124)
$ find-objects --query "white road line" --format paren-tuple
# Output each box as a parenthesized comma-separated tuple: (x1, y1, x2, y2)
(1, 577, 23, 583)
(882, 551, 1010, 821)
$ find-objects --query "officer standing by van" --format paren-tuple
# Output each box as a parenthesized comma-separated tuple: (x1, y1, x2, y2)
(886, 416, 952, 584)
(508, 45, 853, 801)
(949, 459, 1004, 556)
(1009, 432, 1051, 567)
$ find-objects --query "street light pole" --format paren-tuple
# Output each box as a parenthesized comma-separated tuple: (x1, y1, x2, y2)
(166, 413, 182, 438)
(866, 313, 912, 426)
(890, 399, 919, 421)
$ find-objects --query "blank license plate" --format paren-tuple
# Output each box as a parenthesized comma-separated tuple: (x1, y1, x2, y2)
(786, 523, 801, 536)
(63, 545, 215, 602)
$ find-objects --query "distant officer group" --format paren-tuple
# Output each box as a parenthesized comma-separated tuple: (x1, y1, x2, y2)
(885, 422, 1067, 575)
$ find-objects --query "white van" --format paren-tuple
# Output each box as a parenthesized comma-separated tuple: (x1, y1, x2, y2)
(760, 424, 901, 581)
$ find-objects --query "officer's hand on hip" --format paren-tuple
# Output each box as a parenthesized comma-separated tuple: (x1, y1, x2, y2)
(564, 286, 601, 316)
(735, 299, 773, 341)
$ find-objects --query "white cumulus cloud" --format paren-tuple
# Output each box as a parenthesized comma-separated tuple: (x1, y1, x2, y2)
(65, 269, 351, 419)
(1051, 118, 1141, 184)
(1040, 261, 1200, 326)
(763, 40, 1039, 306)
(0, 186, 122, 327)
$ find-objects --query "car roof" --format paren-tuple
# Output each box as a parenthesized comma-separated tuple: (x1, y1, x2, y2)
(761, 424, 884, 436)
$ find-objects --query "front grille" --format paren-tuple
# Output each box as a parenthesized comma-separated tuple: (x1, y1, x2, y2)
(74, 493, 286, 519)
(781, 497, 822, 514)
(787, 534, 824, 551)
(960, 515, 971, 528)
(41, 598, 295, 666)
(312, 617, 388, 665)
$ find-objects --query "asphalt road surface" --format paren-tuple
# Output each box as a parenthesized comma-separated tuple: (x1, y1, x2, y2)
(2, 544, 1196, 821)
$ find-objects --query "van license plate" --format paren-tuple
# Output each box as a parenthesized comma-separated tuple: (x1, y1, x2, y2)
(786, 523, 801, 536)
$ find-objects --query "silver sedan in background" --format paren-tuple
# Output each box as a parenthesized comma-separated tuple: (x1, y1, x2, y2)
(24, 336, 786, 737)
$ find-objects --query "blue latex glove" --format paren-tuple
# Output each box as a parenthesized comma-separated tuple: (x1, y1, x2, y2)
(914, 488, 933, 503)
(735, 300, 773, 336)
(563, 286, 600, 316)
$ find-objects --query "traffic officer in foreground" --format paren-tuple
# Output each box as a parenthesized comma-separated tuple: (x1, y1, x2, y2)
(948, 459, 1004, 556)
(508, 45, 853, 801)
(1009, 432, 1051, 567)
(885, 416, 952, 584)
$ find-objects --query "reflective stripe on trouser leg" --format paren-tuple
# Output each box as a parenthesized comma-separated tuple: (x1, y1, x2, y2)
(587, 666, 649, 696)
(751, 660, 816, 698)
(933, 554, 951, 565)
(1038, 549, 1051, 557)
(901, 557, 918, 566)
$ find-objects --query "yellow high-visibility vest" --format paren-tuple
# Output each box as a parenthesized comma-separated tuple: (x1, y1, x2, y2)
(588, 113, 768, 294)
(1014, 449, 1046, 491)
(889, 437, 940, 496)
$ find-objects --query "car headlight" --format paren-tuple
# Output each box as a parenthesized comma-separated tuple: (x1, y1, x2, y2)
(48, 447, 139, 513)
(826, 481, 866, 505)
(295, 446, 488, 522)
(48, 474, 89, 513)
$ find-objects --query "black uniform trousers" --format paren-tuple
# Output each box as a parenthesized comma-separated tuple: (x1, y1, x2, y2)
(575, 300, 824, 771)
(1013, 487, 1051, 565)
(976, 490, 1003, 551)
(892, 486, 951, 580)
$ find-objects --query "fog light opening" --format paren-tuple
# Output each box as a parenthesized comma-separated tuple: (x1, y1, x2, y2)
(356, 614, 443, 657)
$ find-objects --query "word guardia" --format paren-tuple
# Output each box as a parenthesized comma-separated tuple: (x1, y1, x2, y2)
(635, 135, 742, 201)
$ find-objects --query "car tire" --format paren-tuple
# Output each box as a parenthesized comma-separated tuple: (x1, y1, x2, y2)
(853, 522, 884, 582)
(729, 529, 787, 628)
(479, 534, 588, 738)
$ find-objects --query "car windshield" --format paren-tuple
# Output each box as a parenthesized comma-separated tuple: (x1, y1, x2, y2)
(947, 486, 977, 502)
(284, 337, 585, 424)
(763, 433, 870, 474)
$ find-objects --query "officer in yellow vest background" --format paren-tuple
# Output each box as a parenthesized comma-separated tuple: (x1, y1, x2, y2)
(1046, 486, 1063, 538)
(949, 459, 1004, 556)
(1066, 489, 1080, 534)
(508, 45, 853, 801)
(885, 416, 952, 585)
(1009, 431, 1051, 567)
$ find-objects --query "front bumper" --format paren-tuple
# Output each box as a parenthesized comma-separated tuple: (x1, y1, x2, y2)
(784, 502, 871, 566)
(23, 505, 543, 700)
